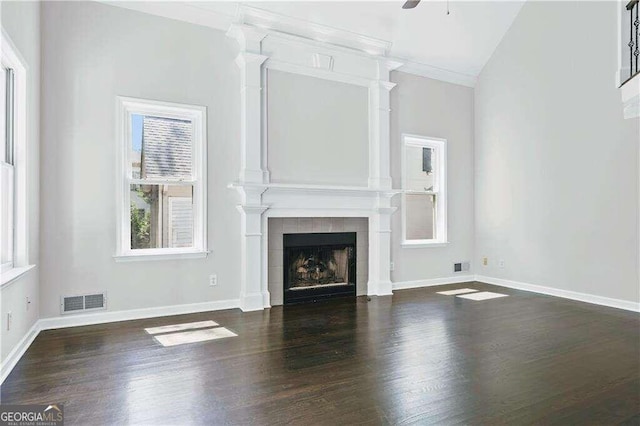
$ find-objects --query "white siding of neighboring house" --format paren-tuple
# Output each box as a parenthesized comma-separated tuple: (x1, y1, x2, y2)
(168, 197, 193, 248)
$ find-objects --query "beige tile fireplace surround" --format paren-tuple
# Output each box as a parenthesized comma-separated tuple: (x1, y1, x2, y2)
(268, 218, 369, 306)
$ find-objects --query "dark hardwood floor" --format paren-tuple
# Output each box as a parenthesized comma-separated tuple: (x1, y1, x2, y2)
(2, 282, 639, 425)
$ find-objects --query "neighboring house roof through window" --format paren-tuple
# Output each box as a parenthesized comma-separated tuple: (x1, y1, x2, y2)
(142, 116, 192, 179)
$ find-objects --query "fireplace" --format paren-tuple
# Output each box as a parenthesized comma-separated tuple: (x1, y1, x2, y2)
(283, 232, 357, 304)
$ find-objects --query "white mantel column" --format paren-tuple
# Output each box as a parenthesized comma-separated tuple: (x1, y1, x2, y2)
(237, 198, 268, 312)
(228, 24, 269, 184)
(368, 59, 401, 296)
(228, 25, 270, 311)
(368, 203, 396, 297)
(369, 59, 402, 190)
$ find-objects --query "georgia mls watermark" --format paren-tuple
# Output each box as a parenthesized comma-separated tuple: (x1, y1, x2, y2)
(0, 404, 63, 426)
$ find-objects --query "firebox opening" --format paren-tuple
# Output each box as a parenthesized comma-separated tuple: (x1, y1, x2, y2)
(283, 232, 356, 305)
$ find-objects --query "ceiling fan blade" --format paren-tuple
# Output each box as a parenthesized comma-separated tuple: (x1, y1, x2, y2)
(402, 0, 420, 9)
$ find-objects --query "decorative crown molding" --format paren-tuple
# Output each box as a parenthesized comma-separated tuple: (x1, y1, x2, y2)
(394, 59, 477, 88)
(234, 52, 269, 68)
(226, 23, 268, 51)
(378, 59, 404, 73)
(236, 5, 392, 57)
(100, 1, 237, 32)
(372, 81, 398, 92)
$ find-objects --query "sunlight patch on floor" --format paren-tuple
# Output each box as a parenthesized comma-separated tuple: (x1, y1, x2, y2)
(457, 291, 508, 301)
(437, 288, 478, 295)
(153, 327, 238, 347)
(144, 320, 219, 335)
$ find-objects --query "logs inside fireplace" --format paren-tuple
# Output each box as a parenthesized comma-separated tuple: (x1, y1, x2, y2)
(283, 232, 357, 305)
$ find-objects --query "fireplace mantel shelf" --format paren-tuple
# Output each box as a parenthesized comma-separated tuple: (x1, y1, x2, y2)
(228, 181, 403, 197)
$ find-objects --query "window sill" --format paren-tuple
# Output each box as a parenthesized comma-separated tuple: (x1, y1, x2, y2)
(114, 250, 210, 262)
(1, 264, 36, 288)
(401, 241, 449, 249)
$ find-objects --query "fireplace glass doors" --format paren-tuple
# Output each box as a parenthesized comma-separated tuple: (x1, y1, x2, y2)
(283, 232, 356, 304)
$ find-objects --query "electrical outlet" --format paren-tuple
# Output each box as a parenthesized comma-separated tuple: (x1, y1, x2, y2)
(498, 259, 505, 268)
(7, 312, 12, 331)
(482, 257, 488, 266)
(209, 274, 217, 287)
(390, 262, 395, 271)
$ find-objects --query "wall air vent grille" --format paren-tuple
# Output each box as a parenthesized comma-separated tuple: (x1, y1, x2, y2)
(84, 294, 105, 310)
(61, 293, 107, 314)
(63, 296, 84, 313)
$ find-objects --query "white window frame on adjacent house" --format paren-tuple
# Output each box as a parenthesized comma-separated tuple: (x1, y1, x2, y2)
(401, 134, 448, 248)
(114, 97, 208, 261)
(1, 29, 34, 286)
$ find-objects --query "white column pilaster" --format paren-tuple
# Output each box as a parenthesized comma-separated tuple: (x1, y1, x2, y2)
(368, 201, 396, 297)
(228, 24, 269, 184)
(228, 25, 270, 311)
(237, 200, 269, 312)
(368, 59, 402, 190)
(368, 59, 401, 296)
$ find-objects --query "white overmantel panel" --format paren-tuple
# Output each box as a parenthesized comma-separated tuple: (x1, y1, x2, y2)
(227, 13, 402, 311)
(261, 35, 380, 85)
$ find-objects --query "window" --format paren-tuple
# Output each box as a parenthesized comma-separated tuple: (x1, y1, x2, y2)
(1, 66, 15, 272)
(401, 135, 447, 246)
(116, 97, 207, 260)
(1, 31, 31, 283)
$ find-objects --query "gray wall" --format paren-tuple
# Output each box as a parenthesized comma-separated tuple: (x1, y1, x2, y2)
(1, 1, 40, 362)
(390, 71, 475, 283)
(474, 1, 640, 302)
(40, 1, 242, 318)
(267, 70, 369, 186)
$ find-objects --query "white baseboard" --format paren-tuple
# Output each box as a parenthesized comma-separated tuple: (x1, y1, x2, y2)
(1, 320, 40, 384)
(393, 274, 639, 312)
(1, 298, 240, 384)
(392, 275, 475, 291)
(39, 299, 240, 331)
(475, 275, 640, 313)
(238, 293, 266, 313)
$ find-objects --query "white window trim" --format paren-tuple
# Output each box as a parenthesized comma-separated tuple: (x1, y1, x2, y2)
(401, 134, 448, 248)
(114, 97, 208, 261)
(1, 163, 14, 273)
(1, 28, 33, 287)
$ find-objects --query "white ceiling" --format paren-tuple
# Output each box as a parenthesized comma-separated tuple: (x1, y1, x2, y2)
(110, 1, 525, 78)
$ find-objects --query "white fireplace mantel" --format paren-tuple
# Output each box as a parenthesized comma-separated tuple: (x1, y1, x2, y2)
(228, 181, 401, 221)
(227, 8, 402, 311)
(229, 181, 401, 311)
